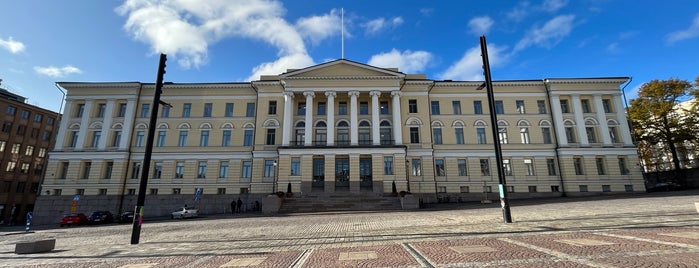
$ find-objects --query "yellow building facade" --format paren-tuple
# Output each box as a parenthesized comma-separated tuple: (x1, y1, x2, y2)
(33, 60, 642, 222)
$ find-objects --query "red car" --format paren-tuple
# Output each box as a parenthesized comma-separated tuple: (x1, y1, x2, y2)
(60, 213, 87, 227)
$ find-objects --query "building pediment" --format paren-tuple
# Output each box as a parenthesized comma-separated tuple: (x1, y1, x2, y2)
(279, 59, 405, 80)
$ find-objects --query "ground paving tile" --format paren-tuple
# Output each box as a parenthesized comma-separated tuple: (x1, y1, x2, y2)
(1, 190, 699, 267)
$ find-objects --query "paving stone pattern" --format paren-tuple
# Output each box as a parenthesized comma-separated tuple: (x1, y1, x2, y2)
(2, 190, 699, 267)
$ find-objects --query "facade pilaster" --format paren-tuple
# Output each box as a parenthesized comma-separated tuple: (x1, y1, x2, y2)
(303, 91, 315, 146)
(325, 91, 336, 146)
(370, 90, 381, 145)
(54, 99, 73, 149)
(571, 94, 589, 146)
(98, 99, 115, 149)
(119, 98, 137, 149)
(614, 94, 634, 146)
(75, 99, 93, 150)
(593, 95, 612, 146)
(391, 91, 403, 145)
(549, 94, 567, 146)
(349, 90, 359, 145)
(282, 92, 294, 146)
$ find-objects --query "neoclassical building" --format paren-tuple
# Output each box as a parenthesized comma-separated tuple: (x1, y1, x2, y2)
(34, 59, 642, 222)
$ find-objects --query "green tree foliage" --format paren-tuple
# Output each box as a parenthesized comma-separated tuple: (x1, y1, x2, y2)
(628, 78, 698, 177)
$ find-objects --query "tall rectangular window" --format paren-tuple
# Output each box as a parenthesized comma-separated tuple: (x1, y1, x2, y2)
(34, 113, 42, 122)
(244, 129, 253, 146)
(197, 161, 207, 178)
(473, 100, 483, 114)
(455, 128, 464, 144)
(112, 130, 122, 147)
(435, 159, 445, 176)
(586, 127, 597, 143)
(524, 159, 535, 176)
(495, 100, 504, 114)
(264, 160, 275, 178)
(458, 159, 467, 176)
(104, 161, 113, 179)
(241, 161, 252, 178)
(520, 128, 530, 144)
(141, 103, 150, 118)
(359, 101, 369, 115)
(175, 162, 184, 178)
(380, 101, 389, 115)
(291, 157, 301, 176)
(222, 130, 231, 146)
(477, 128, 486, 144)
(97, 104, 106, 118)
(219, 161, 229, 178)
(6, 161, 17, 172)
(409, 127, 420, 143)
(516, 100, 525, 114)
(225, 103, 234, 117)
(498, 127, 508, 144)
(431, 101, 440, 115)
(161, 105, 170, 118)
(269, 101, 277, 115)
(618, 157, 629, 175)
(118, 103, 127, 117)
(596, 157, 606, 175)
(609, 127, 619, 143)
(70, 131, 79, 147)
(297, 102, 306, 115)
(76, 104, 84, 117)
(60, 162, 69, 179)
(574, 157, 584, 175)
(91, 131, 101, 148)
(182, 103, 191, 117)
(81, 162, 91, 179)
(200, 130, 209, 147)
(156, 131, 166, 147)
(408, 99, 418, 113)
(338, 102, 347, 115)
(560, 100, 570, 113)
(383, 156, 394, 175)
(178, 130, 188, 147)
(581, 99, 591, 113)
(266, 129, 276, 145)
(537, 100, 547, 114)
(542, 128, 552, 144)
(135, 131, 145, 147)
(547, 159, 557, 175)
(565, 127, 576, 143)
(452, 101, 461, 115)
(433, 128, 442, 144)
(153, 162, 163, 179)
(21, 110, 29, 119)
(317, 102, 326, 115)
(480, 159, 490, 176)
(411, 159, 422, 176)
(131, 161, 141, 179)
(602, 99, 613, 113)
(503, 159, 513, 176)
(203, 103, 213, 117)
(246, 103, 256, 117)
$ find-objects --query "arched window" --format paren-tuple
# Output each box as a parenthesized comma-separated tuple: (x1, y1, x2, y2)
(380, 120, 392, 145)
(358, 121, 371, 145)
(336, 121, 350, 145)
(315, 121, 327, 145)
(295, 121, 305, 145)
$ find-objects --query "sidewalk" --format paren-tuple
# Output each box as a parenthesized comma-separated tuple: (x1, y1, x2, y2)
(2, 190, 699, 267)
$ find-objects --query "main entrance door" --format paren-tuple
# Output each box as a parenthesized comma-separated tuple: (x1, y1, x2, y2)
(335, 157, 349, 188)
(359, 157, 372, 189)
(312, 158, 324, 189)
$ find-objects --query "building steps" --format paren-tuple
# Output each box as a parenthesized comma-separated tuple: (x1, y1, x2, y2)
(278, 191, 402, 213)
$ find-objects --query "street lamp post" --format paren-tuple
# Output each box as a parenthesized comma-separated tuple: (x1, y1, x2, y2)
(273, 160, 278, 194)
(405, 160, 411, 192)
(479, 36, 513, 223)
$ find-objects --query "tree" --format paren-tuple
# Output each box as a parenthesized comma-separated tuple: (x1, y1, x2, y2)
(628, 78, 698, 183)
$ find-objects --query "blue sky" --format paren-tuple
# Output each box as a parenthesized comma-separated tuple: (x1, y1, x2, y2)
(1, 0, 698, 113)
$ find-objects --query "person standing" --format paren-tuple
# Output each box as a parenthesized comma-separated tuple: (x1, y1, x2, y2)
(230, 200, 235, 214)
(236, 198, 243, 213)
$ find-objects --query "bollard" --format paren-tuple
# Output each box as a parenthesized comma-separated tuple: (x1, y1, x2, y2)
(25, 212, 33, 233)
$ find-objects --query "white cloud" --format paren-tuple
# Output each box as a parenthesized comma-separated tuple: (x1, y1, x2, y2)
(362, 16, 403, 35)
(296, 9, 342, 45)
(439, 44, 508, 81)
(514, 15, 575, 52)
(367, 49, 433, 73)
(541, 0, 568, 12)
(246, 53, 314, 81)
(116, 0, 311, 74)
(420, 8, 434, 17)
(666, 13, 699, 44)
(34, 65, 82, 78)
(0, 36, 26, 54)
(468, 16, 494, 35)
(506, 2, 531, 22)
(606, 42, 620, 54)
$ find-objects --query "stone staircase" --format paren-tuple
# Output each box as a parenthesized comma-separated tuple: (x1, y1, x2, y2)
(278, 191, 402, 213)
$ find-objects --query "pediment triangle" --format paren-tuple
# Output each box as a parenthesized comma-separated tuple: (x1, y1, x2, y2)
(280, 59, 404, 78)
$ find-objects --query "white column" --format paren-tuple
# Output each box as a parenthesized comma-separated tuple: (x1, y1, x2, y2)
(98, 99, 115, 149)
(282, 92, 294, 146)
(549, 94, 567, 146)
(613, 94, 634, 146)
(391, 91, 403, 145)
(303, 91, 315, 146)
(570, 94, 589, 146)
(75, 99, 93, 150)
(593, 95, 612, 146)
(54, 99, 73, 149)
(370, 91, 381, 145)
(119, 98, 137, 149)
(325, 91, 336, 146)
(349, 90, 359, 145)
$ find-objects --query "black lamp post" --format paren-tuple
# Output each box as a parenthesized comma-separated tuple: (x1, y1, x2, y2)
(405, 160, 411, 192)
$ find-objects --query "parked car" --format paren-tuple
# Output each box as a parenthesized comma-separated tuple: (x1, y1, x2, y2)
(171, 207, 198, 219)
(60, 213, 87, 227)
(87, 211, 114, 224)
(118, 211, 135, 223)
(646, 182, 683, 192)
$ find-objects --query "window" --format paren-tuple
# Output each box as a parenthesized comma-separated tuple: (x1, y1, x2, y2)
(0, 141, 4, 152)
(244, 129, 253, 146)
(525, 159, 535, 176)
(625, 185, 634, 192)
(474, 101, 483, 114)
(380, 101, 389, 115)
(140, 103, 150, 118)
(609, 127, 619, 143)
(161, 105, 170, 118)
(20, 163, 30, 173)
(542, 127, 552, 144)
(411, 159, 422, 176)
(435, 159, 445, 176)
(156, 131, 166, 147)
(480, 159, 490, 176)
(197, 161, 207, 178)
(477, 128, 487, 144)
(34, 164, 44, 175)
(498, 126, 508, 144)
(338, 102, 347, 115)
(602, 185, 611, 192)
(520, 128, 530, 144)
(173, 188, 181, 195)
(219, 161, 229, 178)
(409, 127, 420, 143)
(54, 189, 63, 196)
(182, 103, 191, 117)
(20, 110, 29, 119)
(242, 161, 252, 178)
(602, 99, 612, 113)
(59, 162, 69, 179)
(175, 162, 184, 178)
(579, 185, 588, 192)
(618, 157, 629, 175)
(97, 104, 106, 118)
(433, 128, 442, 144)
(503, 159, 512, 176)
(516, 100, 525, 114)
(13, 182, 25, 193)
(16, 125, 25, 135)
(104, 161, 113, 179)
(483, 186, 492, 193)
(460, 186, 470, 193)
(437, 186, 447, 193)
(47, 117, 55, 125)
(113, 130, 122, 147)
(135, 131, 145, 147)
(528, 186, 537, 193)
(131, 161, 141, 179)
(38, 147, 46, 157)
(264, 100, 276, 115)
(153, 162, 163, 179)
(118, 103, 127, 117)
(455, 128, 464, 144)
(494, 100, 504, 114)
(217, 188, 226, 195)
(565, 126, 576, 143)
(408, 99, 418, 113)
(537, 100, 547, 114)
(225, 103, 234, 117)
(150, 188, 158, 195)
(458, 159, 467, 176)
(547, 159, 557, 175)
(11, 143, 20, 154)
(178, 130, 188, 147)
(25, 145, 34, 156)
(291, 157, 301, 176)
(317, 102, 326, 115)
(431, 101, 440, 115)
(127, 188, 136, 195)
(200, 130, 209, 147)
(560, 99, 570, 113)
(6, 161, 16, 172)
(383, 156, 394, 175)
(246, 103, 256, 117)
(595, 157, 606, 175)
(264, 160, 275, 178)
(581, 99, 591, 113)
(76, 104, 84, 117)
(266, 129, 276, 145)
(91, 131, 101, 147)
(203, 103, 212, 117)
(551, 186, 560, 192)
(33, 113, 42, 123)
(222, 130, 231, 146)
(97, 189, 107, 195)
(359, 101, 368, 115)
(30, 128, 38, 138)
(586, 127, 597, 143)
(1, 122, 11, 132)
(452, 101, 461, 115)
(297, 102, 306, 115)
(573, 157, 584, 175)
(6, 106, 16, 115)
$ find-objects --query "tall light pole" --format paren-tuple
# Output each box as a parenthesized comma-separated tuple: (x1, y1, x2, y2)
(479, 36, 512, 223)
(273, 160, 278, 194)
(405, 160, 411, 192)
